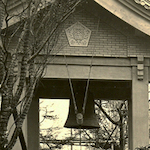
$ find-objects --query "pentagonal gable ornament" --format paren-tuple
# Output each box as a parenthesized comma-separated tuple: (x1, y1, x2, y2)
(65, 22, 91, 47)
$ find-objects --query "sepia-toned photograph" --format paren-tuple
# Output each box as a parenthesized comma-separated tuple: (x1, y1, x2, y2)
(0, 0, 150, 150)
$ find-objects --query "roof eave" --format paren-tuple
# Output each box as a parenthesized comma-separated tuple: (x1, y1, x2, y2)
(94, 0, 150, 36)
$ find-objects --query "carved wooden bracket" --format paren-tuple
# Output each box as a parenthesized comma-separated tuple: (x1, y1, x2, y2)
(137, 56, 144, 80)
(135, 0, 150, 9)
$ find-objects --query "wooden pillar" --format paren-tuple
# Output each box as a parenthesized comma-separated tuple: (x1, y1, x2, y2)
(27, 97, 39, 150)
(129, 66, 149, 150)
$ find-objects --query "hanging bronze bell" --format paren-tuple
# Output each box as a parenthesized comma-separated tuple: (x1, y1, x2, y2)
(64, 87, 99, 129)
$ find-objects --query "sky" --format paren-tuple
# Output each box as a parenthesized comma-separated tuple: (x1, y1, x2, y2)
(39, 99, 70, 139)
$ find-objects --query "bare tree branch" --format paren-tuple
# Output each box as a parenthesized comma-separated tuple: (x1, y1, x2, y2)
(95, 101, 120, 126)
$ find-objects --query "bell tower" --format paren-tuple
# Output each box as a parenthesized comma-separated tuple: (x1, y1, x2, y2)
(23, 0, 150, 150)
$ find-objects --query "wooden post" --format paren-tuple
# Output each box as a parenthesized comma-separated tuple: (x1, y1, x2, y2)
(128, 66, 149, 150)
(27, 97, 39, 150)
